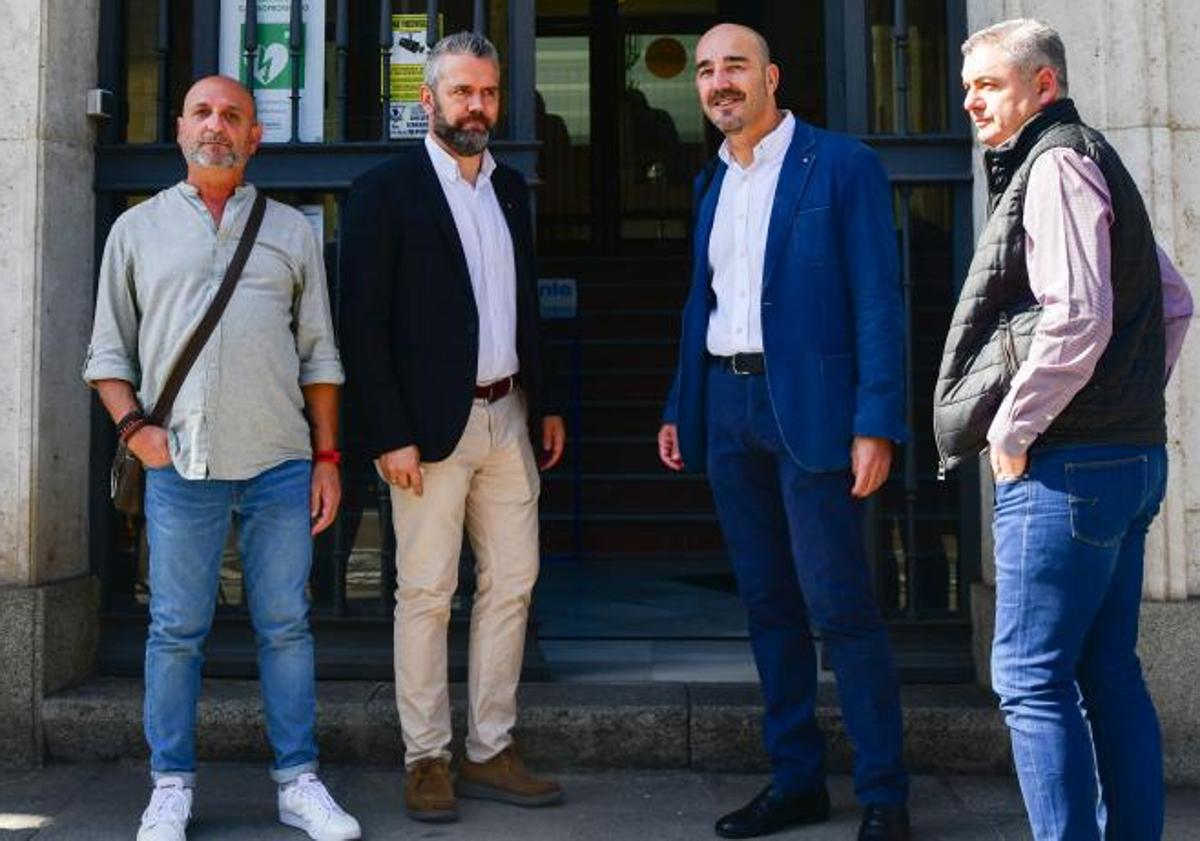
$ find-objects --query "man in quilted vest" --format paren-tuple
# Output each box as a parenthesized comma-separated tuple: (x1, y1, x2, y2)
(942, 19, 1192, 839)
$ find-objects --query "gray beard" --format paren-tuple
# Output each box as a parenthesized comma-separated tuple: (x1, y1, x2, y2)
(183, 143, 244, 169)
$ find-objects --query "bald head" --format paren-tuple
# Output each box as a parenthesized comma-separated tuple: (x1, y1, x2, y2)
(177, 75, 262, 174)
(697, 23, 771, 67)
(183, 75, 257, 123)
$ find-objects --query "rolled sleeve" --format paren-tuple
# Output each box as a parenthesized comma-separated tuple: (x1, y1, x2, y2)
(294, 223, 345, 386)
(83, 219, 141, 387)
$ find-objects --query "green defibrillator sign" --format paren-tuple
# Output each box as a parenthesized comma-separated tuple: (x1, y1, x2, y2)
(238, 23, 306, 90)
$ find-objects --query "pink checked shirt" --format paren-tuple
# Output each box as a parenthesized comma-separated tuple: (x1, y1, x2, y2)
(987, 147, 1194, 457)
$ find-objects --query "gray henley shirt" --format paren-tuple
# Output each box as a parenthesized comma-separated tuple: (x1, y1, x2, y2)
(83, 182, 344, 480)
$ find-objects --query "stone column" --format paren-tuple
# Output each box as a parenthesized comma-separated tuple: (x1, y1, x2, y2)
(966, 0, 1200, 784)
(0, 0, 102, 767)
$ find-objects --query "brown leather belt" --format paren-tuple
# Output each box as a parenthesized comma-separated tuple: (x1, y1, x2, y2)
(474, 374, 518, 403)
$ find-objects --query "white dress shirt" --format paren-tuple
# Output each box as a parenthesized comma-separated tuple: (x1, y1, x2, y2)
(706, 111, 796, 356)
(424, 135, 520, 385)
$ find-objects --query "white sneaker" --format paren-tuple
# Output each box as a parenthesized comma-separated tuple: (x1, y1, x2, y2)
(278, 773, 362, 841)
(137, 777, 192, 841)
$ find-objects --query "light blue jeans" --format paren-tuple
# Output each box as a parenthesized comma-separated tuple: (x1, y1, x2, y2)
(143, 459, 318, 784)
(991, 444, 1167, 840)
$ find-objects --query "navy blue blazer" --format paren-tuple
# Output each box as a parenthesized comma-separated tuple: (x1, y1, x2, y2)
(664, 119, 908, 472)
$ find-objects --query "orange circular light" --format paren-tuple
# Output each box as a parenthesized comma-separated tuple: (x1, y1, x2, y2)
(645, 37, 687, 79)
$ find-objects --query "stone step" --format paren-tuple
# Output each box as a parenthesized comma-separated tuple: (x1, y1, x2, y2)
(42, 679, 1011, 776)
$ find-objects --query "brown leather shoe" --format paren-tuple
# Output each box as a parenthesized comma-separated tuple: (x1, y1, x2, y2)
(456, 745, 564, 807)
(404, 757, 458, 822)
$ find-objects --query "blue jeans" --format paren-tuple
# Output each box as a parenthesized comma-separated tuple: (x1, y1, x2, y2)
(991, 444, 1167, 841)
(705, 364, 908, 804)
(143, 459, 319, 784)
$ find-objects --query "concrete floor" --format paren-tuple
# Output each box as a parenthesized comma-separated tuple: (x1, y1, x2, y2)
(2, 763, 1199, 840)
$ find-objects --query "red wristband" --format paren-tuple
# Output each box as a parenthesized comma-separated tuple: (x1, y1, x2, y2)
(314, 449, 342, 465)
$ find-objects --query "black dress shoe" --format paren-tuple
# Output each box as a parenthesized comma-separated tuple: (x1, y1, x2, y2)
(858, 803, 911, 841)
(714, 784, 830, 839)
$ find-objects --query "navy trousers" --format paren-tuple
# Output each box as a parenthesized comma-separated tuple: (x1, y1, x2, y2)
(705, 363, 908, 804)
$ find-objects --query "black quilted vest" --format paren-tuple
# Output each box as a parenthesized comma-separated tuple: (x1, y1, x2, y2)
(933, 99, 1165, 472)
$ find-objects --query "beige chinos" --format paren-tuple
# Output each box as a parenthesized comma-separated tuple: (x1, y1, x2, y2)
(385, 389, 540, 766)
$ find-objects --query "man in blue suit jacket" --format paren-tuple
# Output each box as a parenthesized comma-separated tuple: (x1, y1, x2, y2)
(657, 24, 910, 841)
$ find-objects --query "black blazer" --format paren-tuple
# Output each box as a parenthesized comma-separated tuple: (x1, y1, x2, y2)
(340, 145, 556, 462)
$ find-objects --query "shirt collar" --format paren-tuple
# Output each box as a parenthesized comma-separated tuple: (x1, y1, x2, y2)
(718, 111, 795, 172)
(177, 180, 254, 199)
(424, 134, 496, 185)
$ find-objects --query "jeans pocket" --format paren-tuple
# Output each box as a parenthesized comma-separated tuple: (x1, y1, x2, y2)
(1065, 455, 1148, 548)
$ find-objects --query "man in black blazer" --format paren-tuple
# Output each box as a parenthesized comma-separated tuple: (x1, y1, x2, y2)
(340, 31, 565, 824)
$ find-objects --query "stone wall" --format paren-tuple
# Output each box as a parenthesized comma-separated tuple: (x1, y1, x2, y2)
(0, 0, 102, 767)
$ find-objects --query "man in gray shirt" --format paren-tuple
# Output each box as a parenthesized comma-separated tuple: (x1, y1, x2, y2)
(84, 76, 360, 841)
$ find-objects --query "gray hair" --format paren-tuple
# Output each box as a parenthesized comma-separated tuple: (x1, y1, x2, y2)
(423, 31, 500, 88)
(962, 18, 1069, 96)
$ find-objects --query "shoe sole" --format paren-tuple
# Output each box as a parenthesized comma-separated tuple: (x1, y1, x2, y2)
(456, 780, 564, 807)
(405, 807, 460, 823)
(279, 810, 362, 840)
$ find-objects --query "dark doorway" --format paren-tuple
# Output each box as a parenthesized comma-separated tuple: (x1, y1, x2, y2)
(530, 0, 977, 680)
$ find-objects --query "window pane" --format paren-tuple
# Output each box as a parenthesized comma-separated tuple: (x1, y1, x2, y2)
(618, 32, 706, 242)
(124, 0, 193, 143)
(868, 0, 949, 134)
(536, 35, 591, 250)
(874, 184, 960, 616)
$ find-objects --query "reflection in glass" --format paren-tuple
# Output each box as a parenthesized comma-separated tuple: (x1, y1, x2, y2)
(619, 33, 707, 242)
(536, 36, 591, 249)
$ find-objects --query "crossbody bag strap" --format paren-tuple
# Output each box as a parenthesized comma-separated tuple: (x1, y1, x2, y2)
(147, 190, 267, 427)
